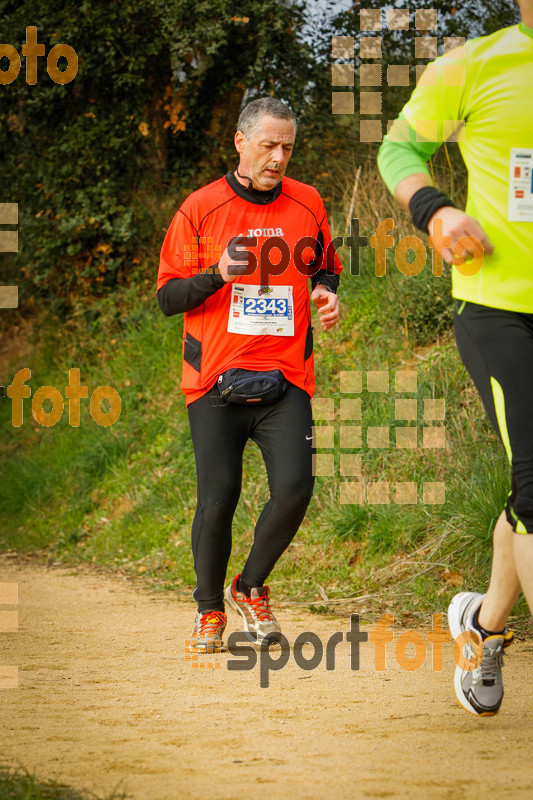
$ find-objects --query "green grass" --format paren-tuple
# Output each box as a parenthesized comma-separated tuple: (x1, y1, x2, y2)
(0, 767, 127, 800)
(0, 251, 530, 628)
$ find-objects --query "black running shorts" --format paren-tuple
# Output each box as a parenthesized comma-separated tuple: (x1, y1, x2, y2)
(454, 300, 533, 533)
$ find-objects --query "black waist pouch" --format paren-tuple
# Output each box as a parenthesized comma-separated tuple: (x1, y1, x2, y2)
(213, 368, 287, 406)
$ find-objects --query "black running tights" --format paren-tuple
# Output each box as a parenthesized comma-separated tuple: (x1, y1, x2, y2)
(187, 382, 315, 612)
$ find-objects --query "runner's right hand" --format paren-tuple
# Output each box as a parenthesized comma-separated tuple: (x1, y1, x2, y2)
(428, 207, 494, 265)
(218, 235, 256, 283)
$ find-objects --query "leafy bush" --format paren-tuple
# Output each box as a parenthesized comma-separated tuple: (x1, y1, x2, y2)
(0, 0, 321, 310)
(396, 268, 454, 346)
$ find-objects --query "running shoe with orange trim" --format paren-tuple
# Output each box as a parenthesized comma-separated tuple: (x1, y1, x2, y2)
(186, 610, 227, 654)
(225, 574, 281, 645)
(448, 591, 513, 716)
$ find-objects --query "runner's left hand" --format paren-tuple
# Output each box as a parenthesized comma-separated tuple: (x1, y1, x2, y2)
(311, 285, 339, 331)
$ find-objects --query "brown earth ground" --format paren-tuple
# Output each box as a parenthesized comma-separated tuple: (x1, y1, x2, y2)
(1, 556, 532, 800)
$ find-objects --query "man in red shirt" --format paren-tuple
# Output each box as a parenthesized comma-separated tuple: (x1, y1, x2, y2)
(158, 97, 342, 653)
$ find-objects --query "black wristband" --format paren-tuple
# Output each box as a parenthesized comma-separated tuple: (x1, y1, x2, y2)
(311, 269, 339, 294)
(409, 186, 456, 234)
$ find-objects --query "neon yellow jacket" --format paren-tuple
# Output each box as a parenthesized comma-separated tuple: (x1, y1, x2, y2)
(378, 24, 533, 312)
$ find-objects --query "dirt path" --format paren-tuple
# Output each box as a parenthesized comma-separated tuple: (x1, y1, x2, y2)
(1, 558, 532, 800)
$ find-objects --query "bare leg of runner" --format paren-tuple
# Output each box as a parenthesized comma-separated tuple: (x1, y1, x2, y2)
(513, 532, 533, 611)
(478, 511, 521, 632)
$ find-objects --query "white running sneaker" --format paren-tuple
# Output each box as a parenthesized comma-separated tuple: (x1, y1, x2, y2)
(186, 610, 227, 654)
(448, 592, 513, 716)
(225, 574, 282, 646)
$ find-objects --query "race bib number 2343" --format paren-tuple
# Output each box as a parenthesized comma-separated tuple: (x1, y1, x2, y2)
(227, 284, 294, 336)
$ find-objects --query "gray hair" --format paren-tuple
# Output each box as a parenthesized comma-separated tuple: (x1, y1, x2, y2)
(237, 97, 297, 138)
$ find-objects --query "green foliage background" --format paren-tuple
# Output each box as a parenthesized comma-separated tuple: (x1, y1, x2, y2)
(0, 0, 328, 308)
(0, 0, 520, 306)
(0, 5, 528, 795)
(0, 0, 527, 626)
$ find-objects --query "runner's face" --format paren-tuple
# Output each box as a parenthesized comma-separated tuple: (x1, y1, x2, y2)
(234, 115, 295, 191)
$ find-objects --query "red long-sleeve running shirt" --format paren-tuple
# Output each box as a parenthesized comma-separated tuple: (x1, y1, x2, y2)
(157, 172, 342, 405)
